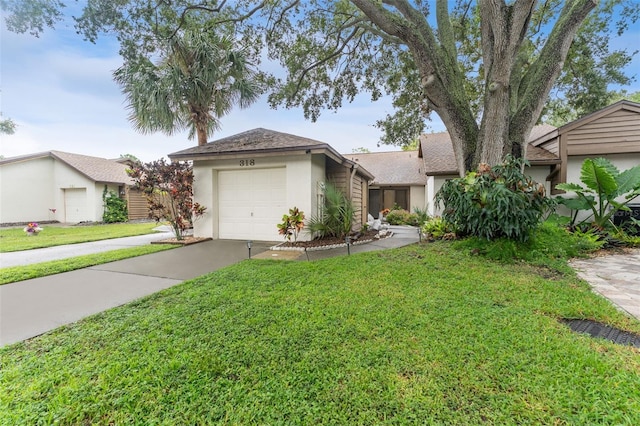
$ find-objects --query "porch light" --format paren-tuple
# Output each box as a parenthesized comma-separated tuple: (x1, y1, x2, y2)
(247, 240, 253, 259)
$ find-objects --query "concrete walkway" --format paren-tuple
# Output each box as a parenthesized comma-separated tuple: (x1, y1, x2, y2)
(0, 226, 419, 347)
(570, 249, 640, 321)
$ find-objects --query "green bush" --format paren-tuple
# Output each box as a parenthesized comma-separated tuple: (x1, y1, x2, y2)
(307, 183, 354, 239)
(102, 187, 128, 223)
(436, 156, 555, 242)
(385, 209, 420, 226)
(421, 216, 457, 240)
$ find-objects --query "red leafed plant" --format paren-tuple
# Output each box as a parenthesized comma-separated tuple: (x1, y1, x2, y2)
(127, 159, 206, 240)
(277, 207, 305, 241)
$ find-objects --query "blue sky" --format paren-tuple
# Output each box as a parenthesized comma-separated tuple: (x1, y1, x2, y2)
(1, 9, 639, 162)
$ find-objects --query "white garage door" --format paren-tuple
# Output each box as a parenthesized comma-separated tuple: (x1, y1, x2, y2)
(64, 188, 88, 223)
(218, 168, 286, 241)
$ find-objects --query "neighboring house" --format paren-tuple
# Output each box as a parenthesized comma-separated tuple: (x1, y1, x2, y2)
(168, 128, 374, 242)
(418, 124, 560, 215)
(417, 100, 640, 215)
(344, 151, 427, 217)
(529, 100, 640, 195)
(0, 151, 146, 224)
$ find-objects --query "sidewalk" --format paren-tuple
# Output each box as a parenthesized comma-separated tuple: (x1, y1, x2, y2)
(0, 226, 174, 268)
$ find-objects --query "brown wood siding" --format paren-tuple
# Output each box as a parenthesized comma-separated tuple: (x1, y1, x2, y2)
(325, 162, 370, 231)
(566, 109, 640, 156)
(539, 139, 559, 156)
(352, 175, 363, 229)
(126, 188, 149, 220)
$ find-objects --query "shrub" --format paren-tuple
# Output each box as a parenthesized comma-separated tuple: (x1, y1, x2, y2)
(421, 216, 457, 240)
(436, 155, 555, 242)
(307, 183, 354, 239)
(277, 207, 305, 241)
(385, 209, 420, 226)
(127, 159, 206, 240)
(102, 187, 128, 223)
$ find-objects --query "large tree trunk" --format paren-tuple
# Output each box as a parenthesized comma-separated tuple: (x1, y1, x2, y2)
(352, 0, 598, 174)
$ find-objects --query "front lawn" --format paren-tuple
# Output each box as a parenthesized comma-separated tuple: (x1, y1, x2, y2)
(1, 243, 639, 424)
(0, 222, 162, 252)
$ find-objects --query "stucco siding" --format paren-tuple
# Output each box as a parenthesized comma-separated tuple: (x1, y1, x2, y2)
(192, 154, 318, 241)
(0, 157, 56, 223)
(409, 185, 426, 213)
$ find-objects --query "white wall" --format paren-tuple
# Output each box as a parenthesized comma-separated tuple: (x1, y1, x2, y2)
(192, 153, 321, 241)
(52, 160, 98, 222)
(0, 157, 56, 223)
(409, 185, 426, 213)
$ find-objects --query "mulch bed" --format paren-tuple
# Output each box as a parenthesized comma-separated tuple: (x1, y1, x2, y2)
(275, 230, 388, 250)
(151, 236, 212, 246)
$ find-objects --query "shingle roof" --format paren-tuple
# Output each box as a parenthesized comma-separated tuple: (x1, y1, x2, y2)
(0, 150, 134, 184)
(344, 151, 426, 185)
(169, 128, 374, 180)
(419, 125, 560, 175)
(169, 128, 333, 158)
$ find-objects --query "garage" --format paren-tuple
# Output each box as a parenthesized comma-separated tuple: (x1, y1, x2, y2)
(64, 188, 88, 223)
(218, 168, 286, 241)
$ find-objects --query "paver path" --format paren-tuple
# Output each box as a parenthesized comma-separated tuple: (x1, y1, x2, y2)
(570, 248, 640, 321)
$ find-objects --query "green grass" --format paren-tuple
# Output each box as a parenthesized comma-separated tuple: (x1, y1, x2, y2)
(0, 222, 162, 252)
(0, 245, 176, 285)
(2, 242, 639, 424)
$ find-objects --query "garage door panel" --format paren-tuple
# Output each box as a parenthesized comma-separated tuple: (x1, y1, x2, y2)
(218, 168, 286, 241)
(64, 188, 88, 223)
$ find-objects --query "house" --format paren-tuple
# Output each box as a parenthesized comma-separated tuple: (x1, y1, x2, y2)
(416, 100, 640, 215)
(343, 151, 427, 216)
(168, 128, 374, 242)
(0, 151, 146, 224)
(529, 100, 640, 194)
(418, 124, 560, 215)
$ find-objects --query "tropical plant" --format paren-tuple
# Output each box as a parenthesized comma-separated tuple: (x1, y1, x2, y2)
(127, 159, 206, 240)
(277, 207, 305, 242)
(436, 156, 554, 242)
(114, 28, 261, 146)
(421, 217, 457, 241)
(307, 183, 354, 240)
(556, 157, 640, 229)
(102, 187, 128, 223)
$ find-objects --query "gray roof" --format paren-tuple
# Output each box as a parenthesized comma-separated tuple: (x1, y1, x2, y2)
(169, 128, 374, 180)
(344, 151, 427, 186)
(419, 125, 560, 175)
(0, 150, 134, 185)
(169, 128, 336, 158)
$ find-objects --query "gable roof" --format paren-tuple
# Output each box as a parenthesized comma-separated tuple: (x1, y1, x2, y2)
(169, 128, 374, 180)
(419, 124, 560, 175)
(530, 99, 640, 148)
(344, 151, 427, 186)
(0, 150, 134, 185)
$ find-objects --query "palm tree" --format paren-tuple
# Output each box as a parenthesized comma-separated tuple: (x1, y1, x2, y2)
(114, 30, 261, 146)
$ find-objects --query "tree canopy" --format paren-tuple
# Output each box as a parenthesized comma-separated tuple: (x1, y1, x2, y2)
(3, 0, 638, 172)
(114, 28, 262, 145)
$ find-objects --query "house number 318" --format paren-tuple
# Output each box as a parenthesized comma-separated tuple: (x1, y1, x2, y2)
(239, 159, 255, 167)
